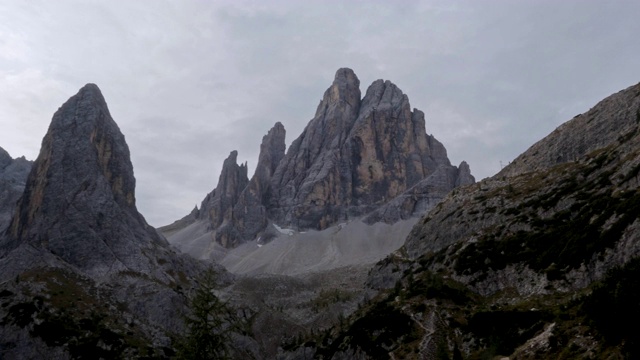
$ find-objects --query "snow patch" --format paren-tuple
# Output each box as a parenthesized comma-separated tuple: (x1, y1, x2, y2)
(274, 223, 295, 236)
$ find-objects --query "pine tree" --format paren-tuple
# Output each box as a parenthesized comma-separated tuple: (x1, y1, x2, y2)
(177, 269, 235, 360)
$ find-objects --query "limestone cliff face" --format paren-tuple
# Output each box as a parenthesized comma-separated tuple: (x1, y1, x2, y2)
(168, 68, 473, 248)
(168, 68, 474, 247)
(198, 151, 249, 241)
(267, 69, 467, 230)
(0, 84, 228, 358)
(227, 122, 286, 245)
(2, 84, 178, 278)
(267, 68, 362, 229)
(0, 148, 32, 233)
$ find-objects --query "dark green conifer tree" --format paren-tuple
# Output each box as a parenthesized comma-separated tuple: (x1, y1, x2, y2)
(177, 269, 235, 360)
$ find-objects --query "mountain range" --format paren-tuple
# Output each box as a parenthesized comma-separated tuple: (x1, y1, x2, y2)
(0, 68, 638, 359)
(162, 68, 474, 265)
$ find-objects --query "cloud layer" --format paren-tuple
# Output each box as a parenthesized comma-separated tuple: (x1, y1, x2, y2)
(1, 0, 639, 226)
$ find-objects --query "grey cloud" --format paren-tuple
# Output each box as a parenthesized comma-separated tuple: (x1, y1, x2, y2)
(1, 0, 640, 225)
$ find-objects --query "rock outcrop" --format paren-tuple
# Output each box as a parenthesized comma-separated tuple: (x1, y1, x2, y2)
(500, 83, 640, 178)
(229, 122, 286, 245)
(267, 68, 362, 229)
(198, 150, 249, 247)
(2, 84, 176, 278)
(267, 71, 466, 230)
(165, 68, 474, 250)
(0, 147, 32, 233)
(330, 81, 640, 359)
(0, 84, 219, 358)
(455, 160, 474, 186)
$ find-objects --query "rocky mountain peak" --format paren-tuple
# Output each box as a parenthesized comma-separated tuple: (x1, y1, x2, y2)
(301, 67, 361, 156)
(0, 146, 11, 170)
(455, 160, 475, 186)
(2, 83, 167, 276)
(215, 122, 288, 247)
(166, 68, 474, 250)
(0, 85, 216, 358)
(357, 79, 408, 115)
(198, 150, 249, 239)
(328, 67, 360, 106)
(347, 77, 436, 203)
(256, 122, 286, 183)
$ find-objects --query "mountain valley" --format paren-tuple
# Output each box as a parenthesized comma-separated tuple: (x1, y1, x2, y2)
(0, 69, 639, 359)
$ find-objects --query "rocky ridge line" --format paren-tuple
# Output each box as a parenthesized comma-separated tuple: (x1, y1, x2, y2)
(165, 68, 474, 250)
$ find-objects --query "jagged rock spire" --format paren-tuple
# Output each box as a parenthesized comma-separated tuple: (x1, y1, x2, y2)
(267, 68, 466, 230)
(2, 84, 166, 276)
(166, 68, 475, 249)
(254, 121, 286, 199)
(198, 151, 249, 245)
(456, 161, 475, 186)
(223, 122, 287, 247)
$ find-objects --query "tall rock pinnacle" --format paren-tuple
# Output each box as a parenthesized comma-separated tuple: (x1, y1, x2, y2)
(253, 121, 286, 199)
(271, 68, 360, 183)
(267, 68, 466, 230)
(164, 68, 475, 250)
(198, 150, 249, 247)
(348, 80, 436, 202)
(224, 122, 287, 246)
(267, 68, 363, 229)
(3, 84, 167, 276)
(0, 85, 215, 358)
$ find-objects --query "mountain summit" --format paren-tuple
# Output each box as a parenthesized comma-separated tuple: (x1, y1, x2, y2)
(0, 84, 218, 358)
(164, 68, 474, 254)
(2, 84, 172, 278)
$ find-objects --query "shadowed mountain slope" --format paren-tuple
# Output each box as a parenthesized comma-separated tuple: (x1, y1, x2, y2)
(284, 82, 640, 359)
(0, 84, 230, 359)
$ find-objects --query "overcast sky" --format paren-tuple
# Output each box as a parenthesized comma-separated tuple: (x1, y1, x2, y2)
(1, 1, 640, 226)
